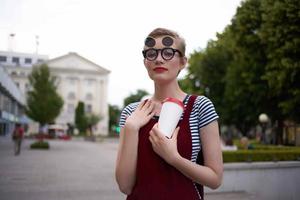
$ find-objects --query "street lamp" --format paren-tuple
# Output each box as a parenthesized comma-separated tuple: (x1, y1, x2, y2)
(259, 113, 269, 144)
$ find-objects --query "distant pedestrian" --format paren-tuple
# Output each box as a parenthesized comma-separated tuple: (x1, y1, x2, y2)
(12, 123, 24, 155)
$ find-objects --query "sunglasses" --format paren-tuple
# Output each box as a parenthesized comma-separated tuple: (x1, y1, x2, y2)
(142, 48, 183, 61)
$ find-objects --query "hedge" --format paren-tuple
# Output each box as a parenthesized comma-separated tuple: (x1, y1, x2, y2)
(223, 149, 300, 163)
(30, 141, 50, 149)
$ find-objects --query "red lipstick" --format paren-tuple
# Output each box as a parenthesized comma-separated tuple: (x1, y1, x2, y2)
(153, 67, 168, 73)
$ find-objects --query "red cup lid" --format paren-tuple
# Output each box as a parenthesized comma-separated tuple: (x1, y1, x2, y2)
(163, 97, 184, 109)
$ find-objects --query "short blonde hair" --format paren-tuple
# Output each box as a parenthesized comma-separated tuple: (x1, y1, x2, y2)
(146, 28, 186, 56)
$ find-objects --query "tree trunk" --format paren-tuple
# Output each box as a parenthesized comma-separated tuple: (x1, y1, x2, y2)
(38, 124, 44, 142)
(275, 120, 284, 145)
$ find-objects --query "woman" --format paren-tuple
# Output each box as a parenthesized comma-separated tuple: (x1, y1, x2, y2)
(115, 28, 223, 200)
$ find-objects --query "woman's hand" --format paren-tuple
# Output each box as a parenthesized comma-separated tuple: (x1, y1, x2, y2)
(149, 123, 181, 165)
(125, 100, 156, 131)
(116, 100, 156, 194)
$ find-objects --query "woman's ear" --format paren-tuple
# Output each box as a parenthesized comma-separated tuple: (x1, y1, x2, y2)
(180, 56, 188, 70)
(177, 57, 188, 76)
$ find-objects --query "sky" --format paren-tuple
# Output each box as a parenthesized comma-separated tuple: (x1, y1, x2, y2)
(0, 0, 243, 107)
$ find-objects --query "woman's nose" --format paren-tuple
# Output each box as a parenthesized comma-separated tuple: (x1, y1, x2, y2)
(155, 51, 164, 62)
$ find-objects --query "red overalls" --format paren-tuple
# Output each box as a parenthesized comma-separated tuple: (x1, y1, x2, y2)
(127, 95, 204, 200)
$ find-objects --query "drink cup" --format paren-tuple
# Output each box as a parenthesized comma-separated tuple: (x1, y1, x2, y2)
(158, 97, 184, 138)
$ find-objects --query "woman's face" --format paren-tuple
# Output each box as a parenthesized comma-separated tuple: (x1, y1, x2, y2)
(143, 36, 187, 84)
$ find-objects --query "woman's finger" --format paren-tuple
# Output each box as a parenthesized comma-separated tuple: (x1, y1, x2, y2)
(149, 135, 153, 144)
(141, 99, 152, 112)
(152, 123, 165, 139)
(147, 111, 155, 121)
(149, 131, 157, 143)
(171, 126, 180, 140)
(137, 100, 147, 110)
(146, 102, 155, 115)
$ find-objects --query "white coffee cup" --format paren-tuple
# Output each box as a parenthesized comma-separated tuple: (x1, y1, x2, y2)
(158, 97, 184, 138)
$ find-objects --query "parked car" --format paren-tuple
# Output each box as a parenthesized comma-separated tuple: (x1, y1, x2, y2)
(48, 124, 70, 140)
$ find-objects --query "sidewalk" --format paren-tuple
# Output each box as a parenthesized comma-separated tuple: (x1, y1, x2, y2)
(0, 136, 256, 200)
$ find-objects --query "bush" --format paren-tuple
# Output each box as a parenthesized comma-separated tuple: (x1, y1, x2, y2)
(30, 141, 50, 149)
(223, 149, 300, 163)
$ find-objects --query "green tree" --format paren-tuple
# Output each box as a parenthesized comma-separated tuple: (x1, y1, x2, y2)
(181, 0, 299, 142)
(26, 64, 63, 130)
(183, 0, 270, 134)
(180, 35, 233, 124)
(259, 0, 300, 143)
(224, 0, 300, 139)
(109, 104, 121, 135)
(222, 0, 269, 134)
(123, 89, 149, 107)
(75, 101, 87, 133)
(86, 113, 101, 135)
(260, 0, 300, 119)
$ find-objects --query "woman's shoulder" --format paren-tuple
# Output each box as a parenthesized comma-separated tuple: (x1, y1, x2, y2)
(190, 95, 219, 127)
(119, 101, 140, 127)
(192, 95, 214, 108)
(121, 101, 140, 115)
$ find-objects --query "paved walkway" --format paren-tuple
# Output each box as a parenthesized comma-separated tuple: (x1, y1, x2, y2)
(0, 136, 256, 200)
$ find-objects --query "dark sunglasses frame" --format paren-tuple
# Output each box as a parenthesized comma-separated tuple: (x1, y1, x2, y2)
(142, 48, 183, 61)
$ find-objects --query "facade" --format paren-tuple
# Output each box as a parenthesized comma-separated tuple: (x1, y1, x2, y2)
(0, 51, 110, 136)
(0, 51, 48, 67)
(0, 67, 25, 136)
(45, 52, 110, 136)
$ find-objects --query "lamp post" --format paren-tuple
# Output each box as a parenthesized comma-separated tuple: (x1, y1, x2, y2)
(259, 113, 269, 144)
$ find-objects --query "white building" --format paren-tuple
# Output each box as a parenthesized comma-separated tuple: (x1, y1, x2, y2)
(46, 52, 110, 136)
(0, 51, 110, 136)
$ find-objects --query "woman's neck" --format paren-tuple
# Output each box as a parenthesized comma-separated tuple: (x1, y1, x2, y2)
(152, 81, 186, 102)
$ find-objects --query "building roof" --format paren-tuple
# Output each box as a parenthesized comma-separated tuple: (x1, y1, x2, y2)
(46, 52, 110, 74)
(0, 50, 49, 68)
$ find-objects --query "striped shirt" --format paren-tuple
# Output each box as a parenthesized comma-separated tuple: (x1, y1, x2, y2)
(119, 95, 219, 162)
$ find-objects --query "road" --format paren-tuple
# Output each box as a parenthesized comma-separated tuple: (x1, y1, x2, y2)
(0, 136, 257, 200)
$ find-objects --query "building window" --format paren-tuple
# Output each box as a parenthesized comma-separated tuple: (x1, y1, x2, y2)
(0, 56, 7, 62)
(15, 82, 19, 88)
(85, 104, 92, 113)
(68, 77, 77, 85)
(86, 78, 95, 86)
(67, 92, 76, 100)
(25, 58, 32, 64)
(11, 71, 17, 76)
(12, 57, 19, 64)
(25, 83, 30, 91)
(3, 96, 10, 112)
(37, 59, 44, 63)
(0, 92, 2, 108)
(85, 93, 93, 101)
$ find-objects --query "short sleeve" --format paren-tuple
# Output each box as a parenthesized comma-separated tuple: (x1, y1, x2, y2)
(196, 96, 219, 129)
(118, 102, 139, 128)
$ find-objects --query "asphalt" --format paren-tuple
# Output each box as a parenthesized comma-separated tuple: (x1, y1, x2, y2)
(0, 136, 257, 200)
